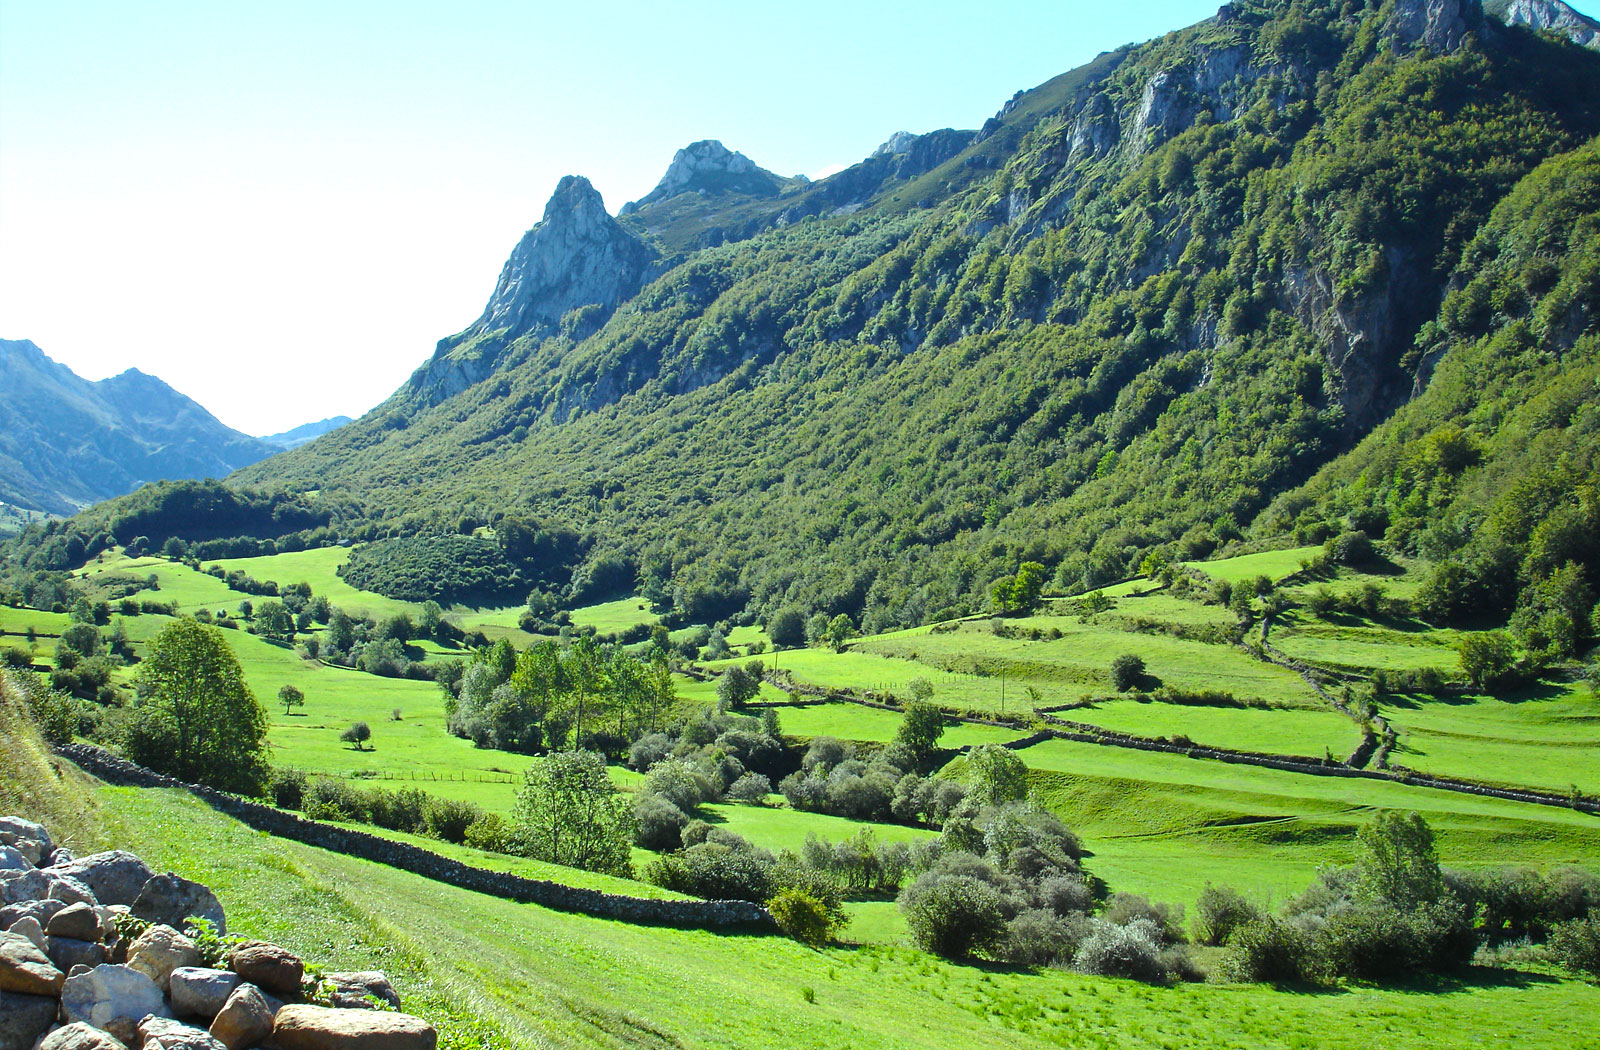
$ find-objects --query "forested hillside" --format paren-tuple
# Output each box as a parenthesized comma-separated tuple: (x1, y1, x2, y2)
(22, 0, 1600, 638)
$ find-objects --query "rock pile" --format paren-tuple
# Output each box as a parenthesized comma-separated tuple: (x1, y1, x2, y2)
(0, 817, 436, 1050)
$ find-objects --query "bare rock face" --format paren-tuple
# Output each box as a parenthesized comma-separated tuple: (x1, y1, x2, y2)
(46, 852, 153, 908)
(125, 925, 200, 992)
(138, 1015, 227, 1050)
(169, 967, 242, 1020)
(227, 942, 303, 997)
(132, 875, 226, 937)
(1385, 0, 1475, 51)
(0, 988, 58, 1050)
(270, 1005, 438, 1050)
(0, 928, 65, 996)
(37, 1022, 127, 1050)
(208, 982, 274, 1050)
(1496, 0, 1600, 48)
(60, 963, 170, 1045)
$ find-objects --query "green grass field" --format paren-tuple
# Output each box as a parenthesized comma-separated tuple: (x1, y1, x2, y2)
(1383, 685, 1600, 793)
(1182, 546, 1324, 584)
(769, 701, 1025, 748)
(81, 785, 1600, 1050)
(1061, 698, 1361, 757)
(568, 596, 659, 634)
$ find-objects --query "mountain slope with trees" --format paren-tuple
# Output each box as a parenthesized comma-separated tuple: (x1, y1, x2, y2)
(25, 0, 1600, 641)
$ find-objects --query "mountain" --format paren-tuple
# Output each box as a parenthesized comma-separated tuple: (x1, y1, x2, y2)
(1487, 0, 1600, 47)
(259, 416, 355, 450)
(43, 0, 1600, 637)
(0, 340, 277, 515)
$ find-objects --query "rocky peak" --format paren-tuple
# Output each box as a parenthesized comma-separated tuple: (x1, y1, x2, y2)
(871, 131, 919, 157)
(1384, 0, 1479, 52)
(1491, 0, 1600, 48)
(621, 140, 788, 213)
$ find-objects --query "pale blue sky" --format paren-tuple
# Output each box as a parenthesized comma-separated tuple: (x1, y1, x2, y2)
(1, 1, 1223, 434)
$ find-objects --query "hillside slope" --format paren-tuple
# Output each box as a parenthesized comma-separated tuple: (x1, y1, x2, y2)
(0, 339, 277, 515)
(112, 0, 1600, 630)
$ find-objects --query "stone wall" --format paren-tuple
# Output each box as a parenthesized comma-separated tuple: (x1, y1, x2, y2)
(57, 745, 776, 931)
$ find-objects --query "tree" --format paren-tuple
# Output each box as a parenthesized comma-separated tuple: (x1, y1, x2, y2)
(895, 700, 946, 768)
(1110, 653, 1145, 692)
(1355, 811, 1443, 908)
(823, 614, 858, 652)
(129, 618, 270, 795)
(1457, 631, 1517, 691)
(991, 562, 1047, 615)
(511, 750, 634, 877)
(278, 684, 305, 716)
(964, 743, 1028, 806)
(254, 600, 294, 642)
(716, 665, 760, 709)
(767, 608, 807, 649)
(341, 721, 372, 750)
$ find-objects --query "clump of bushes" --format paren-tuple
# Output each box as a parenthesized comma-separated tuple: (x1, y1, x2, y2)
(273, 768, 484, 845)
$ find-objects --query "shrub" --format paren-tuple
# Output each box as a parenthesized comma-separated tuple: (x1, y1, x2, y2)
(647, 757, 715, 812)
(899, 872, 1007, 959)
(1548, 917, 1600, 978)
(1001, 908, 1088, 967)
(424, 796, 483, 844)
(1194, 884, 1262, 946)
(270, 768, 309, 810)
(464, 813, 514, 853)
(726, 772, 772, 803)
(627, 732, 673, 772)
(647, 839, 776, 902)
(1110, 653, 1145, 692)
(1217, 917, 1309, 983)
(1104, 892, 1186, 944)
(633, 792, 689, 851)
(768, 889, 841, 947)
(1074, 918, 1169, 982)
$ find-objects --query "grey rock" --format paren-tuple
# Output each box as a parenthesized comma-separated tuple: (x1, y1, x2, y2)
(44, 849, 74, 868)
(207, 983, 272, 1050)
(7, 917, 44, 952)
(322, 971, 400, 1010)
(37, 1022, 128, 1050)
(269, 1005, 437, 1050)
(47, 877, 96, 908)
(0, 818, 53, 867)
(137, 1017, 224, 1050)
(46, 903, 102, 943)
(0, 929, 64, 996)
(46, 853, 152, 908)
(0, 989, 57, 1050)
(60, 964, 169, 1046)
(0, 846, 29, 872)
(168, 968, 241, 1021)
(0, 900, 65, 932)
(131, 875, 224, 937)
(0, 870, 50, 906)
(1386, 0, 1473, 52)
(45, 936, 106, 973)
(1496, 0, 1600, 48)
(66, 964, 91, 979)
(226, 942, 301, 996)
(125, 925, 199, 991)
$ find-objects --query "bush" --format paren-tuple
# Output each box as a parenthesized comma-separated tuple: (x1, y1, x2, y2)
(726, 772, 772, 803)
(1103, 892, 1186, 944)
(1074, 919, 1169, 982)
(899, 872, 1007, 959)
(1217, 917, 1310, 983)
(1110, 653, 1145, 692)
(463, 813, 514, 853)
(627, 732, 672, 772)
(1548, 917, 1600, 977)
(647, 839, 776, 902)
(1001, 908, 1088, 967)
(646, 757, 715, 812)
(424, 796, 483, 843)
(768, 889, 842, 947)
(633, 792, 689, 851)
(270, 768, 308, 810)
(1194, 884, 1262, 946)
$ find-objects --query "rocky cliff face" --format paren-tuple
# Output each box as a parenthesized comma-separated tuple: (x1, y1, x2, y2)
(404, 176, 656, 406)
(621, 140, 790, 214)
(1491, 0, 1600, 48)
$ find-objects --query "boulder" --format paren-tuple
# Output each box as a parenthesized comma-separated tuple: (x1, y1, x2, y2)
(138, 1016, 226, 1050)
(0, 870, 50, 906)
(47, 853, 152, 907)
(46, 848, 75, 868)
(269, 1005, 437, 1050)
(47, 877, 96, 908)
(0, 929, 64, 996)
(125, 925, 199, 991)
(131, 875, 225, 937)
(227, 942, 302, 996)
(0, 899, 65, 931)
(46, 936, 107, 973)
(208, 983, 273, 1050)
(169, 967, 241, 1020)
(0, 846, 29, 872)
(0, 817, 53, 866)
(47, 903, 103, 943)
(0, 989, 57, 1050)
(323, 971, 401, 1010)
(37, 1022, 128, 1050)
(7, 917, 45, 952)
(60, 964, 169, 1046)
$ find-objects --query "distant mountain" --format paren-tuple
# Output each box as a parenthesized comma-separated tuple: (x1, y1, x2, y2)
(259, 416, 354, 450)
(1487, 0, 1600, 47)
(0, 339, 277, 515)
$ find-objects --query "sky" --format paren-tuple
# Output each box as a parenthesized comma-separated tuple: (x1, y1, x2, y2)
(1, 0, 1224, 436)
